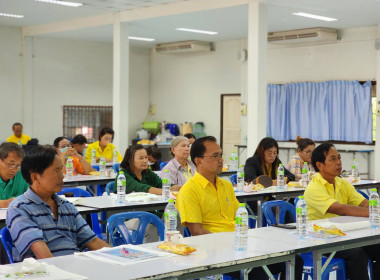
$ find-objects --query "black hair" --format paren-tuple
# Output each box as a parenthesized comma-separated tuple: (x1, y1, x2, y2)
(145, 145, 161, 160)
(120, 144, 145, 173)
(71, 134, 87, 145)
(296, 136, 315, 151)
(21, 146, 57, 185)
(253, 137, 280, 176)
(311, 143, 335, 172)
(184, 133, 196, 140)
(190, 136, 217, 166)
(12, 122, 22, 129)
(0, 143, 24, 160)
(99, 127, 114, 141)
(53, 136, 68, 148)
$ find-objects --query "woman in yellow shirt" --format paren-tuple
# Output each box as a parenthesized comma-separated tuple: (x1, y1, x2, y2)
(85, 127, 122, 163)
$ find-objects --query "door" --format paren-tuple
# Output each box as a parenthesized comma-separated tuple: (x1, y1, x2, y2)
(221, 94, 241, 166)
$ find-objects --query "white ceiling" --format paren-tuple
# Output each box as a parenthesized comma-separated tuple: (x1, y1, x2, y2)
(1, 0, 380, 47)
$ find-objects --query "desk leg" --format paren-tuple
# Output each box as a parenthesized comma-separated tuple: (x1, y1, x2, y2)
(285, 256, 295, 280)
(313, 250, 323, 280)
(257, 200, 262, 228)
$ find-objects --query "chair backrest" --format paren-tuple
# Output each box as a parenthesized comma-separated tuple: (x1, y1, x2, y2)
(356, 189, 369, 200)
(160, 161, 168, 170)
(262, 200, 296, 226)
(294, 196, 299, 206)
(106, 181, 115, 195)
(230, 174, 237, 185)
(112, 163, 120, 173)
(107, 211, 165, 246)
(58, 188, 102, 239)
(0, 227, 14, 263)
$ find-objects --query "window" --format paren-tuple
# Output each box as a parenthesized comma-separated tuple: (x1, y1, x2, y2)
(63, 106, 113, 142)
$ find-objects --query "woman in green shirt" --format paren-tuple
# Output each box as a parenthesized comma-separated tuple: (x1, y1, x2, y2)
(114, 144, 176, 194)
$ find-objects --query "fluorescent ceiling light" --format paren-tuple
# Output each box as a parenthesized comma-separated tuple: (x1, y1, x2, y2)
(129, 36, 155, 42)
(0, 13, 24, 18)
(176, 28, 218, 35)
(292, 12, 338, 22)
(35, 0, 83, 7)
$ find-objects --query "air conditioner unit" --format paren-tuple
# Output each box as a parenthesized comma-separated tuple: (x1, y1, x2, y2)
(154, 40, 212, 53)
(268, 28, 338, 45)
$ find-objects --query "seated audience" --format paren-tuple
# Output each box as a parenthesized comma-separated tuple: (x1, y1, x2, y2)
(7, 146, 110, 262)
(287, 136, 315, 181)
(145, 145, 161, 171)
(85, 127, 122, 163)
(304, 143, 380, 280)
(71, 134, 87, 156)
(7, 123, 31, 145)
(184, 133, 196, 144)
(114, 144, 178, 194)
(244, 137, 294, 185)
(176, 136, 303, 280)
(53, 137, 93, 175)
(0, 143, 29, 208)
(159, 136, 196, 188)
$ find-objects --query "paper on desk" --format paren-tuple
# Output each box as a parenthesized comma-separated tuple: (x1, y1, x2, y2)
(0, 258, 87, 280)
(76, 245, 173, 266)
(58, 196, 85, 205)
(314, 220, 370, 232)
(124, 192, 162, 202)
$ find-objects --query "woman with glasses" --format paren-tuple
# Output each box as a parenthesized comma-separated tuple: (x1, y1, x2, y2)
(244, 137, 295, 186)
(287, 136, 315, 181)
(159, 136, 196, 189)
(85, 127, 122, 164)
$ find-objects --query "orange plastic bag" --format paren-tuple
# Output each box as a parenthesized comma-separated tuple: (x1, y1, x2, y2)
(157, 242, 196, 255)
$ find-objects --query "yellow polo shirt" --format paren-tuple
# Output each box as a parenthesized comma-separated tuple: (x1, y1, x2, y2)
(85, 141, 122, 163)
(7, 134, 31, 145)
(304, 173, 365, 220)
(176, 172, 240, 233)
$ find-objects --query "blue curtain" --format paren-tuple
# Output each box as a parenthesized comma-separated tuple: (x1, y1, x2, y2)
(267, 80, 373, 143)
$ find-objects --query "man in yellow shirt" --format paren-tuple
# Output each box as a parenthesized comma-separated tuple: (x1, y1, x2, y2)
(304, 143, 380, 280)
(7, 123, 31, 145)
(176, 136, 303, 280)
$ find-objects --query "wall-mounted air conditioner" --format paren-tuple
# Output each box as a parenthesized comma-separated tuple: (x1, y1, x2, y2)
(154, 40, 212, 54)
(268, 28, 338, 45)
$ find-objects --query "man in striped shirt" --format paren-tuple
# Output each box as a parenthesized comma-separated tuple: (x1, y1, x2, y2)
(6, 146, 109, 261)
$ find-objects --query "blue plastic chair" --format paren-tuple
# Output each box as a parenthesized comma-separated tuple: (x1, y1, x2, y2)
(112, 163, 120, 173)
(262, 200, 346, 280)
(160, 161, 168, 170)
(105, 181, 115, 195)
(107, 211, 165, 246)
(58, 188, 103, 239)
(357, 189, 369, 199)
(230, 174, 237, 185)
(0, 227, 14, 263)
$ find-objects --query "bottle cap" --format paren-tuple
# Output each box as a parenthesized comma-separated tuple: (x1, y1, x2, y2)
(239, 165, 243, 167)
(239, 203, 246, 207)
(119, 171, 124, 174)
(298, 195, 304, 199)
(168, 199, 174, 203)
(279, 163, 283, 166)
(372, 188, 377, 192)
(164, 169, 169, 173)
(304, 162, 307, 164)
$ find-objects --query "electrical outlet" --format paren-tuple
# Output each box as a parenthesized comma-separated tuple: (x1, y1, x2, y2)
(241, 103, 247, 115)
(150, 105, 156, 114)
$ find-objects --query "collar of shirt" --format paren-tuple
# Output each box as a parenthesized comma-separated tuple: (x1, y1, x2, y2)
(0, 176, 13, 186)
(315, 172, 342, 191)
(172, 158, 192, 171)
(24, 187, 64, 206)
(193, 172, 221, 189)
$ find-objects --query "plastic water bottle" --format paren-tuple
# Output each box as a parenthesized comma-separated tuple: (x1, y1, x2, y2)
(164, 199, 177, 240)
(162, 169, 171, 201)
(113, 148, 118, 164)
(99, 156, 106, 178)
(296, 196, 308, 239)
(66, 157, 73, 181)
(116, 171, 126, 204)
(17, 140, 22, 147)
(235, 203, 248, 252)
(301, 162, 309, 188)
(277, 164, 285, 191)
(236, 165, 244, 192)
(230, 151, 238, 171)
(91, 149, 96, 165)
(351, 159, 360, 180)
(369, 189, 380, 229)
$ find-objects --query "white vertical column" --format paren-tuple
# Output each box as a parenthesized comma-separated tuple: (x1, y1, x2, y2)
(374, 31, 380, 180)
(22, 36, 34, 136)
(246, 0, 267, 157)
(113, 13, 130, 155)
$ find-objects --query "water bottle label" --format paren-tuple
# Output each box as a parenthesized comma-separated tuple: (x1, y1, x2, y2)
(164, 212, 168, 219)
(66, 163, 72, 168)
(235, 217, 242, 225)
(296, 207, 302, 214)
(302, 168, 307, 173)
(370, 200, 378, 207)
(239, 172, 244, 177)
(162, 178, 169, 184)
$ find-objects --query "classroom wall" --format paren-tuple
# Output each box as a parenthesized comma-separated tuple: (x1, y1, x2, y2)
(0, 26, 151, 147)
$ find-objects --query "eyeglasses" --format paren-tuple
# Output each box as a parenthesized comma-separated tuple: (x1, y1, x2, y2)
(1, 160, 21, 170)
(102, 137, 113, 142)
(201, 153, 223, 160)
(302, 150, 313, 155)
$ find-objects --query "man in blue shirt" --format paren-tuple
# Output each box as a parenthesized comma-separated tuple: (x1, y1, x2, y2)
(7, 146, 109, 261)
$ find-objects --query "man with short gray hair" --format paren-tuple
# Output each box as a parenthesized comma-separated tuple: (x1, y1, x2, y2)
(0, 142, 29, 208)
